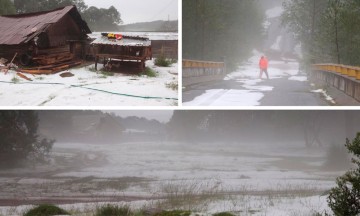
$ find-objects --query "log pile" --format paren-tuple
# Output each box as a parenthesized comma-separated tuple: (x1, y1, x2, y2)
(18, 51, 82, 75)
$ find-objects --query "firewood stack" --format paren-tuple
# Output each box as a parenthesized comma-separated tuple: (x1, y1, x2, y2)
(18, 51, 82, 75)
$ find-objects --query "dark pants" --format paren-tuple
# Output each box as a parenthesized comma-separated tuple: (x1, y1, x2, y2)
(260, 68, 269, 79)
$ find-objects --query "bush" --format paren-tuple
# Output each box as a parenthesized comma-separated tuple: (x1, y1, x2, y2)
(155, 56, 173, 67)
(24, 204, 70, 216)
(95, 204, 131, 216)
(141, 67, 158, 77)
(154, 210, 191, 216)
(213, 212, 235, 216)
(327, 132, 360, 215)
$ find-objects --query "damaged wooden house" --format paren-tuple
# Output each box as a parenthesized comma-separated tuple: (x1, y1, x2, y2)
(0, 5, 91, 74)
(91, 33, 152, 72)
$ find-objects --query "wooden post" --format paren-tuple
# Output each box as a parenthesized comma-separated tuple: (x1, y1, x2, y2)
(95, 56, 98, 71)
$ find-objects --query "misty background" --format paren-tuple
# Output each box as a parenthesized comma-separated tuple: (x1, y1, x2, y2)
(183, 0, 360, 71)
(37, 110, 360, 148)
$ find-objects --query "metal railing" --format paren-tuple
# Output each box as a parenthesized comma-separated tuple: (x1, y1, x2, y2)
(183, 59, 225, 69)
(313, 64, 360, 80)
(182, 59, 226, 86)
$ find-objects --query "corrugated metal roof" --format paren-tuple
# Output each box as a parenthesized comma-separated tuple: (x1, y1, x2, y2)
(0, 5, 91, 45)
(91, 36, 151, 47)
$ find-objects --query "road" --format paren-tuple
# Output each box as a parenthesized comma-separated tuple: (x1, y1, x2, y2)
(183, 60, 360, 106)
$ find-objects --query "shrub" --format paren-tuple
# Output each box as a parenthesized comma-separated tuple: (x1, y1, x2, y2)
(327, 132, 360, 215)
(155, 56, 173, 67)
(154, 210, 191, 216)
(213, 212, 235, 216)
(24, 204, 70, 216)
(141, 67, 158, 77)
(95, 204, 131, 216)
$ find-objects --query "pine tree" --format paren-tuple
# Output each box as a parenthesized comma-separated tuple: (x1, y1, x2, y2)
(0, 111, 54, 168)
(327, 132, 360, 215)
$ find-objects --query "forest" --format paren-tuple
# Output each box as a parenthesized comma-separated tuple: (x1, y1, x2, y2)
(282, 0, 360, 67)
(183, 0, 360, 72)
(182, 0, 264, 71)
(0, 0, 122, 31)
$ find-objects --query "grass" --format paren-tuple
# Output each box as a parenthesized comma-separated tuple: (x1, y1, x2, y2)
(95, 204, 131, 216)
(101, 71, 114, 77)
(11, 76, 19, 83)
(154, 210, 191, 216)
(166, 82, 178, 91)
(213, 212, 235, 216)
(156, 179, 224, 211)
(24, 204, 70, 216)
(141, 67, 158, 77)
(155, 56, 174, 67)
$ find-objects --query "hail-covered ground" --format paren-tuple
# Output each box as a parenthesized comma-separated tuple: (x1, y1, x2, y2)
(0, 59, 178, 106)
(0, 140, 342, 216)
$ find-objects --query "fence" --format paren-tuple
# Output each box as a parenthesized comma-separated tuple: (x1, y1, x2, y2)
(312, 64, 360, 101)
(183, 59, 226, 87)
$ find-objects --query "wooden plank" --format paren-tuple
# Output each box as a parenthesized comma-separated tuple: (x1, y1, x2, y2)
(16, 73, 32, 81)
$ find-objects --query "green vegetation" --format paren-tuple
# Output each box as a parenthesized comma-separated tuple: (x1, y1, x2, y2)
(154, 210, 191, 216)
(327, 132, 360, 215)
(11, 76, 19, 83)
(101, 71, 115, 77)
(166, 82, 178, 91)
(0, 111, 54, 168)
(155, 56, 174, 67)
(213, 212, 235, 216)
(24, 204, 70, 216)
(0, 0, 15, 15)
(95, 205, 131, 216)
(282, 0, 360, 67)
(183, 0, 264, 71)
(141, 67, 158, 77)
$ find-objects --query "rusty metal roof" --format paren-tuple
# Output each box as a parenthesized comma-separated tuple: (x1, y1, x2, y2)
(91, 35, 151, 47)
(0, 5, 91, 45)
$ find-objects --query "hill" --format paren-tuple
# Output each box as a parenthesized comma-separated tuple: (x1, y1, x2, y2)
(118, 20, 178, 32)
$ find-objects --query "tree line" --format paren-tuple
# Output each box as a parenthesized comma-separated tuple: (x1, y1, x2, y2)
(167, 110, 359, 148)
(0, 0, 122, 31)
(182, 0, 264, 71)
(282, 0, 360, 67)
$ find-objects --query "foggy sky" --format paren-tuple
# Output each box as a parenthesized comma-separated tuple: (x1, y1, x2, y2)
(83, 0, 178, 24)
(109, 111, 173, 123)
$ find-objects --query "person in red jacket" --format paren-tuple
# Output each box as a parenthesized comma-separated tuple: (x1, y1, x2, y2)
(259, 56, 269, 79)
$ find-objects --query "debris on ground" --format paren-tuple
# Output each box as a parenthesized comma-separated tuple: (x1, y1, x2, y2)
(16, 73, 32, 81)
(1, 53, 17, 74)
(60, 72, 75, 78)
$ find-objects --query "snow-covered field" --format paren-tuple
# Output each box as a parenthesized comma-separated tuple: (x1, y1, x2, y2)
(0, 141, 341, 215)
(184, 50, 303, 106)
(0, 59, 178, 106)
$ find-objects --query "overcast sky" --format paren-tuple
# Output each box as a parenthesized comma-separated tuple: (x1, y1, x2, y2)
(108, 111, 174, 123)
(83, 0, 178, 24)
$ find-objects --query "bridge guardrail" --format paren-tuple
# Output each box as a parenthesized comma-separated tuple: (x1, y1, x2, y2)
(313, 64, 360, 80)
(312, 64, 360, 101)
(183, 59, 227, 87)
